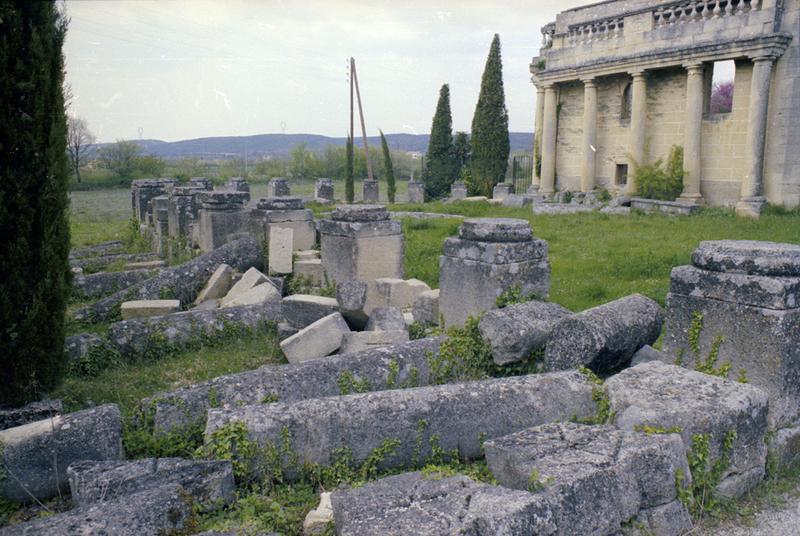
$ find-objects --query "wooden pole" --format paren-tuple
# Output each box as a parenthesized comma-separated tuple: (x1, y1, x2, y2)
(350, 58, 354, 147)
(351, 59, 374, 181)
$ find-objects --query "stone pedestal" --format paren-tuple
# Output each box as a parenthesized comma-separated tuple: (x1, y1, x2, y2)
(226, 177, 250, 202)
(267, 177, 290, 197)
(188, 177, 213, 191)
(664, 240, 800, 434)
(492, 183, 514, 201)
(131, 178, 177, 223)
(362, 180, 379, 203)
(407, 181, 425, 203)
(315, 178, 334, 202)
(450, 181, 467, 201)
(439, 218, 550, 327)
(197, 192, 250, 252)
(168, 186, 204, 239)
(154, 204, 169, 257)
(250, 197, 316, 252)
(318, 205, 404, 313)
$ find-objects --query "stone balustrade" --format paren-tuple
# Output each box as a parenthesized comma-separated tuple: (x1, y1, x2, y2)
(567, 17, 624, 45)
(653, 0, 762, 27)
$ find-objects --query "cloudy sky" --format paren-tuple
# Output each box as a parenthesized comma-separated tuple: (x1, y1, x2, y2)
(63, 0, 586, 143)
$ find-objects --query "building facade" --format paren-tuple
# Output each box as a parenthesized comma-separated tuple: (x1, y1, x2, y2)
(531, 0, 799, 215)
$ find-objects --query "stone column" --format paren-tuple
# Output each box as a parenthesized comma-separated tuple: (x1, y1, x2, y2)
(581, 78, 597, 193)
(736, 56, 775, 218)
(532, 86, 545, 190)
(628, 71, 648, 196)
(539, 85, 558, 196)
(678, 63, 706, 205)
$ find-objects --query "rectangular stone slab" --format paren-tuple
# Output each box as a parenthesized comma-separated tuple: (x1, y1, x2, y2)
(120, 299, 180, 320)
(281, 294, 339, 329)
(204, 371, 595, 478)
(145, 337, 441, 434)
(268, 226, 294, 274)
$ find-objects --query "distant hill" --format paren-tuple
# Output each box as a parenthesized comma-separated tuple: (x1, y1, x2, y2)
(91, 132, 534, 159)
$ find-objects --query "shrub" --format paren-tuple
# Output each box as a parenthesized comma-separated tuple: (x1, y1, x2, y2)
(634, 145, 684, 201)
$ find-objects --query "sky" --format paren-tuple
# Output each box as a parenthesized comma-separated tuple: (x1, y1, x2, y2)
(63, 0, 587, 143)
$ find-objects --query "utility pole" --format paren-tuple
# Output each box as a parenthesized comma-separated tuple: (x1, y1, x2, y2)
(351, 58, 374, 181)
(349, 58, 354, 148)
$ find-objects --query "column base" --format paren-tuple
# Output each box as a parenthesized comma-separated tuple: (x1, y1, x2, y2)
(735, 197, 766, 219)
(677, 193, 705, 205)
(527, 184, 541, 195)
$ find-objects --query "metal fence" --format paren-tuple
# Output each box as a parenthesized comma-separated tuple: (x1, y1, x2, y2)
(507, 154, 533, 195)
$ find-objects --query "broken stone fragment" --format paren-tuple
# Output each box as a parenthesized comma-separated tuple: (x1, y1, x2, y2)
(282, 294, 339, 329)
(411, 288, 440, 325)
(120, 299, 180, 320)
(374, 277, 431, 309)
(0, 399, 62, 432)
(692, 240, 800, 277)
(336, 279, 369, 329)
(220, 282, 281, 308)
(220, 266, 270, 306)
(365, 306, 407, 332)
(303, 491, 333, 535)
(268, 226, 294, 274)
(279, 312, 351, 363)
(195, 263, 233, 303)
(339, 330, 409, 354)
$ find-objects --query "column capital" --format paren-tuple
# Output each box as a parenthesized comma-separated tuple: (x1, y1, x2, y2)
(543, 83, 556, 91)
(683, 62, 704, 75)
(580, 77, 596, 87)
(629, 69, 647, 79)
(749, 54, 776, 63)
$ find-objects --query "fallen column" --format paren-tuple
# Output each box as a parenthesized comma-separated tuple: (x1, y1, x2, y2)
(73, 235, 263, 322)
(72, 268, 160, 300)
(145, 337, 442, 435)
(204, 371, 595, 479)
(69, 240, 125, 260)
(69, 251, 159, 271)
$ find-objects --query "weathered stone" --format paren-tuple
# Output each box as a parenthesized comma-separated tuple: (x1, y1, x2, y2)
(257, 196, 304, 211)
(195, 263, 234, 303)
(459, 217, 533, 242)
(147, 337, 441, 434)
(189, 177, 214, 190)
(340, 330, 409, 354)
(107, 302, 282, 361)
(331, 472, 554, 536)
(295, 249, 320, 261)
(168, 186, 204, 239)
(303, 492, 333, 536)
(197, 191, 250, 252)
(374, 278, 431, 309)
(131, 178, 177, 222)
(70, 251, 159, 271)
(365, 306, 407, 332)
(544, 294, 663, 373)
(403, 311, 414, 326)
(282, 294, 339, 329)
(267, 177, 290, 197)
(630, 198, 701, 215)
(0, 404, 123, 502)
(250, 198, 316, 252)
(479, 300, 572, 365)
(68, 458, 234, 511)
(337, 279, 369, 329)
(606, 361, 769, 498)
(279, 312, 351, 363)
(0, 484, 192, 536)
(277, 322, 299, 341)
(315, 178, 334, 202)
(484, 422, 691, 535)
(492, 182, 514, 200)
(331, 204, 390, 222)
(70, 240, 125, 260)
(294, 259, 326, 286)
(692, 240, 800, 277)
(75, 236, 263, 322)
(268, 226, 293, 274)
(204, 371, 595, 477)
(222, 266, 269, 305)
(219, 282, 281, 308)
(450, 181, 467, 200)
(124, 259, 167, 269)
(120, 299, 180, 320)
(73, 268, 158, 300)
(406, 180, 425, 203)
(502, 194, 536, 208)
(193, 299, 220, 311)
(362, 179, 379, 203)
(634, 500, 694, 536)
(412, 288, 440, 325)
(226, 177, 250, 198)
(0, 400, 62, 432)
(630, 344, 667, 367)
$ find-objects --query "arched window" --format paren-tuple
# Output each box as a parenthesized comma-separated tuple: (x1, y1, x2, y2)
(621, 82, 632, 122)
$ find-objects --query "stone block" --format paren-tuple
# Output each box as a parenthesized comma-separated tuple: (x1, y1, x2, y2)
(257, 197, 305, 211)
(630, 198, 701, 215)
(605, 361, 769, 498)
(64, 332, 114, 364)
(459, 218, 533, 242)
(315, 178, 334, 202)
(374, 277, 432, 309)
(195, 263, 233, 303)
(221, 266, 269, 306)
(147, 337, 441, 434)
(412, 288, 440, 325)
(450, 181, 467, 200)
(220, 282, 281, 308)
(484, 422, 691, 536)
(294, 259, 326, 286)
(120, 299, 180, 320)
(304, 492, 333, 535)
(406, 180, 425, 203)
(630, 344, 668, 367)
(295, 249, 320, 261)
(279, 312, 351, 363)
(268, 226, 293, 274)
(544, 294, 663, 373)
(197, 192, 250, 252)
(124, 259, 167, 269)
(479, 300, 572, 365)
(670, 264, 800, 309)
(282, 294, 339, 329)
(73, 268, 158, 300)
(204, 371, 596, 478)
(362, 179, 379, 202)
(0, 484, 192, 536)
(365, 306, 407, 332)
(331, 472, 554, 536)
(70, 251, 159, 271)
(331, 204, 390, 222)
(267, 177, 290, 197)
(691, 240, 800, 277)
(336, 279, 369, 329)
(68, 458, 235, 512)
(70, 240, 125, 260)
(492, 182, 515, 200)
(0, 404, 123, 502)
(340, 330, 409, 354)
(0, 400, 62, 432)
(193, 299, 220, 311)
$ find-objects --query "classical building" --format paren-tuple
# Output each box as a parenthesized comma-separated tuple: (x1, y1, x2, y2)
(531, 0, 799, 216)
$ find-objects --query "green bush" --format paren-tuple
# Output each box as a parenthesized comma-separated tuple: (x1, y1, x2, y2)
(634, 145, 684, 201)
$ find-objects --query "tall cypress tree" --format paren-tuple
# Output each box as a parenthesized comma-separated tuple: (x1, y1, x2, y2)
(379, 130, 396, 203)
(0, 2, 71, 405)
(470, 34, 510, 197)
(423, 84, 458, 199)
(345, 133, 354, 203)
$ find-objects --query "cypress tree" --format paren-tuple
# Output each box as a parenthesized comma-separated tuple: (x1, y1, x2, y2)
(423, 84, 458, 199)
(345, 134, 354, 203)
(470, 34, 510, 197)
(379, 130, 396, 203)
(0, 2, 71, 405)
(453, 131, 471, 173)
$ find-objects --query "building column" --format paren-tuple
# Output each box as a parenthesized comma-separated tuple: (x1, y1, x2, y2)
(628, 70, 648, 195)
(736, 56, 774, 218)
(540, 84, 558, 195)
(581, 78, 597, 192)
(532, 86, 545, 190)
(679, 63, 705, 204)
